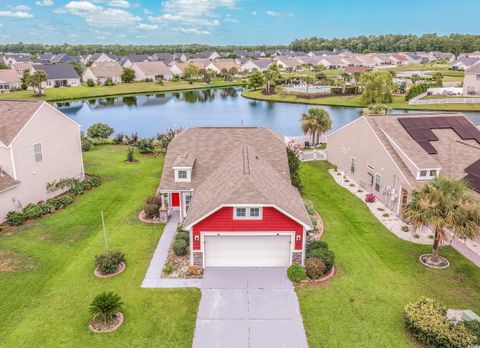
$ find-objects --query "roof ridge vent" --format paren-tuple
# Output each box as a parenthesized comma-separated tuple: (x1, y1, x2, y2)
(242, 145, 250, 175)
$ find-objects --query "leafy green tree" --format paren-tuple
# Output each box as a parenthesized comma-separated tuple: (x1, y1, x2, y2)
(286, 144, 302, 191)
(0, 63, 8, 69)
(340, 72, 351, 94)
(87, 123, 114, 139)
(121, 68, 135, 83)
(28, 70, 48, 96)
(301, 108, 332, 145)
(89, 292, 123, 325)
(21, 69, 31, 90)
(360, 70, 393, 104)
(183, 63, 198, 80)
(263, 63, 281, 94)
(247, 70, 265, 90)
(68, 61, 84, 76)
(402, 176, 480, 266)
(362, 103, 392, 115)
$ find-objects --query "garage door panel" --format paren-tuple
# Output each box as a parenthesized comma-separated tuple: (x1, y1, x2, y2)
(204, 235, 291, 267)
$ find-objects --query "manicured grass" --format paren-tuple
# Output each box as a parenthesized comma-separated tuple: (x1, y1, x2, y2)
(392, 63, 450, 72)
(0, 146, 200, 347)
(298, 162, 480, 347)
(421, 94, 477, 100)
(242, 89, 480, 111)
(0, 80, 245, 102)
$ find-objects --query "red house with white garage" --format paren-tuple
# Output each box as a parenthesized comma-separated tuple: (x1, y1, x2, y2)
(158, 127, 312, 268)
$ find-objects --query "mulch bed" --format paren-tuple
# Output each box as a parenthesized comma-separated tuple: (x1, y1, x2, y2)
(162, 247, 203, 279)
(94, 262, 126, 278)
(419, 254, 450, 269)
(89, 312, 124, 333)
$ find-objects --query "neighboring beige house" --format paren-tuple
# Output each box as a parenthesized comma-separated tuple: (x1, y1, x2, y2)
(0, 101, 84, 222)
(463, 63, 480, 95)
(89, 53, 116, 65)
(0, 69, 21, 92)
(205, 60, 240, 74)
(11, 62, 34, 76)
(327, 113, 480, 214)
(82, 62, 123, 85)
(131, 61, 173, 81)
(169, 62, 187, 76)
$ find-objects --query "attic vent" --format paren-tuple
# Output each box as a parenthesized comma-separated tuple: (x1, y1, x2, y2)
(242, 145, 250, 175)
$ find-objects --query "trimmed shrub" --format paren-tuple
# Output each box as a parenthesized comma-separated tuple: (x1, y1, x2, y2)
(86, 79, 95, 87)
(87, 123, 114, 139)
(464, 320, 480, 342)
(172, 239, 188, 256)
(6, 211, 26, 226)
(87, 177, 102, 187)
(126, 147, 135, 162)
(23, 203, 43, 220)
(308, 248, 335, 272)
(39, 203, 55, 215)
(137, 138, 154, 153)
(81, 134, 93, 152)
(163, 262, 175, 274)
(404, 298, 477, 348)
(175, 231, 189, 243)
(95, 251, 126, 275)
(305, 257, 327, 279)
(287, 264, 307, 282)
(306, 240, 328, 256)
(146, 195, 163, 206)
(144, 204, 159, 219)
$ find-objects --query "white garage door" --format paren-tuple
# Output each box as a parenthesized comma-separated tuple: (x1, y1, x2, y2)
(204, 234, 292, 267)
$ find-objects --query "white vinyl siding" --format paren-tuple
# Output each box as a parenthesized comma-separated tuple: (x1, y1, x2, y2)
(33, 143, 43, 163)
(204, 235, 291, 267)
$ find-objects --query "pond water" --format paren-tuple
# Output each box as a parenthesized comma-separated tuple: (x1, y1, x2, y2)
(57, 87, 480, 137)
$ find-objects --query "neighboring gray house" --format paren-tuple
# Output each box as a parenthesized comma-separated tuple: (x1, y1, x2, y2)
(31, 64, 81, 88)
(121, 55, 150, 68)
(0, 101, 84, 222)
(463, 63, 480, 95)
(451, 58, 480, 70)
(327, 113, 480, 214)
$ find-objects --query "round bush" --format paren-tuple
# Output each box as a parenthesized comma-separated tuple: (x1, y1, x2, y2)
(175, 231, 189, 243)
(95, 251, 126, 275)
(287, 264, 307, 283)
(172, 239, 188, 256)
(305, 257, 327, 279)
(23, 203, 43, 220)
(305, 240, 328, 256)
(6, 211, 26, 226)
(87, 123, 114, 139)
(146, 195, 163, 206)
(39, 203, 55, 215)
(144, 204, 160, 219)
(308, 248, 335, 272)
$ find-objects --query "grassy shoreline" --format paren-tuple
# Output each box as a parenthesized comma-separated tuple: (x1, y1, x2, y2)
(242, 89, 480, 112)
(0, 80, 245, 103)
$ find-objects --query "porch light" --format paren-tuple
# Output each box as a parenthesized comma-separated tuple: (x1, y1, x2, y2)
(194, 236, 200, 242)
(296, 235, 301, 242)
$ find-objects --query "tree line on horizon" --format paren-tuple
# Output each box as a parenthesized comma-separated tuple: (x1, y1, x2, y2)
(2, 33, 480, 56)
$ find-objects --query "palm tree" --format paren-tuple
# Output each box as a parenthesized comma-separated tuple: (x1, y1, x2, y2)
(263, 63, 281, 94)
(90, 292, 124, 325)
(402, 176, 480, 266)
(362, 103, 392, 115)
(301, 108, 332, 146)
(340, 72, 351, 95)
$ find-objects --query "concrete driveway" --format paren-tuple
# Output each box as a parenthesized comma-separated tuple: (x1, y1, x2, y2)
(192, 268, 308, 348)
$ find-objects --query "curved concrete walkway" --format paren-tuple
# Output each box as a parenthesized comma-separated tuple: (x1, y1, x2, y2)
(193, 268, 308, 348)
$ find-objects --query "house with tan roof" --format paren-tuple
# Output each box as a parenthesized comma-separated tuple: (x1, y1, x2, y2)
(205, 60, 240, 74)
(327, 113, 480, 214)
(463, 63, 480, 95)
(0, 69, 21, 92)
(131, 61, 173, 81)
(240, 59, 272, 72)
(158, 127, 312, 268)
(0, 101, 84, 222)
(81, 62, 123, 85)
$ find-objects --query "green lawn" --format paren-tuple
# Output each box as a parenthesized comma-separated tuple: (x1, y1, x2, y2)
(393, 63, 450, 72)
(0, 146, 200, 347)
(298, 162, 480, 347)
(0, 80, 245, 102)
(242, 89, 480, 111)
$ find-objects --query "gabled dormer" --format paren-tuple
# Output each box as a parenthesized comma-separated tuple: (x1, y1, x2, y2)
(173, 152, 195, 183)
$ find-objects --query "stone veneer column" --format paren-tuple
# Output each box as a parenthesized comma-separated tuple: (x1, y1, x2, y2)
(193, 251, 203, 268)
(292, 251, 303, 265)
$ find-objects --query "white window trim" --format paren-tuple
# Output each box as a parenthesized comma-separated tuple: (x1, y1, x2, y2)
(174, 167, 191, 182)
(374, 173, 381, 192)
(233, 207, 263, 220)
(416, 168, 441, 180)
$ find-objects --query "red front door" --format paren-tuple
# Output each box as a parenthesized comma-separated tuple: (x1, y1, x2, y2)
(171, 193, 180, 207)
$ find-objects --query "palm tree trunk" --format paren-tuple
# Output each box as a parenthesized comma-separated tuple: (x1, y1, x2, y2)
(431, 228, 441, 263)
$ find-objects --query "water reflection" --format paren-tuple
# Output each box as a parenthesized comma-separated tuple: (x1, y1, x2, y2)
(57, 87, 480, 138)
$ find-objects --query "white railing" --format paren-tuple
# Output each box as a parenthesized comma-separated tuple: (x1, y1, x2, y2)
(301, 150, 327, 161)
(409, 96, 480, 105)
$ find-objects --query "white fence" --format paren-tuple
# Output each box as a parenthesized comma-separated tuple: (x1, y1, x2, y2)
(301, 150, 327, 161)
(410, 97, 480, 105)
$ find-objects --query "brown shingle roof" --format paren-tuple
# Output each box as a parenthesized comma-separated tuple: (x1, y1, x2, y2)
(0, 100, 43, 145)
(88, 62, 123, 78)
(0, 168, 19, 192)
(0, 69, 21, 83)
(133, 61, 172, 76)
(173, 152, 196, 167)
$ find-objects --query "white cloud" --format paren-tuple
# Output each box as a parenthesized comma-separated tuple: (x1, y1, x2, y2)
(266, 10, 294, 17)
(149, 0, 236, 33)
(14, 5, 31, 11)
(35, 0, 54, 6)
(172, 27, 210, 35)
(143, 8, 153, 15)
(0, 11, 34, 18)
(224, 18, 238, 23)
(137, 23, 158, 30)
(56, 1, 141, 27)
(251, 11, 256, 15)
(108, 0, 130, 8)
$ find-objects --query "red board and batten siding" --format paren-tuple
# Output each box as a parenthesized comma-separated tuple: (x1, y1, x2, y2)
(191, 207, 304, 251)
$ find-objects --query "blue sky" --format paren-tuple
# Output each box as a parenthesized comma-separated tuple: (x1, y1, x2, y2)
(0, 0, 480, 45)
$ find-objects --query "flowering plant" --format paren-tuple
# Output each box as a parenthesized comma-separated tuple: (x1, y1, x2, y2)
(365, 193, 376, 203)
